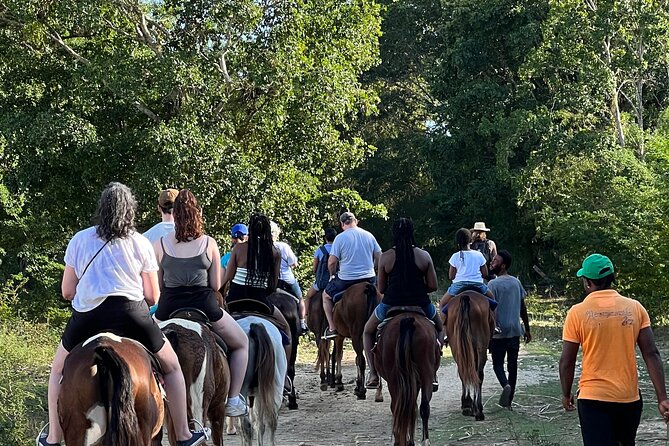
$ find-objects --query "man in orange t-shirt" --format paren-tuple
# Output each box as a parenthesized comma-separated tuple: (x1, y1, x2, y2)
(559, 253, 669, 445)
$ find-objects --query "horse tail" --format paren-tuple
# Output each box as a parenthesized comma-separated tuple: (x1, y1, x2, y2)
(94, 345, 143, 446)
(364, 283, 377, 320)
(393, 317, 419, 445)
(249, 323, 279, 433)
(454, 295, 480, 392)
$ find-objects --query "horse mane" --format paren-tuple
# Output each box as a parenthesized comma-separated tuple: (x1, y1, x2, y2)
(452, 295, 480, 389)
(249, 323, 279, 433)
(94, 345, 144, 446)
(393, 317, 419, 445)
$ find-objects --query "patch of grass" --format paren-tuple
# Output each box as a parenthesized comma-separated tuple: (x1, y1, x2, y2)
(431, 379, 581, 446)
(0, 321, 58, 446)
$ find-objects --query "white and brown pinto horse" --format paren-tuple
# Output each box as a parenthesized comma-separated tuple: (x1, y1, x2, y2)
(159, 319, 230, 446)
(58, 333, 164, 445)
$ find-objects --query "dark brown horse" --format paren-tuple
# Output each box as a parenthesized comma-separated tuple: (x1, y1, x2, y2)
(58, 333, 164, 445)
(268, 289, 300, 410)
(332, 282, 381, 399)
(159, 319, 230, 446)
(375, 313, 440, 446)
(306, 291, 331, 390)
(446, 291, 494, 421)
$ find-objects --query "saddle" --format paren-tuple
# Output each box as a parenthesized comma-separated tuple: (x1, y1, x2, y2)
(375, 306, 435, 346)
(227, 299, 291, 346)
(168, 308, 229, 356)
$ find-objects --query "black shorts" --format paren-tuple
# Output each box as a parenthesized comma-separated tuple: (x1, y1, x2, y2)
(61, 296, 165, 353)
(226, 282, 275, 313)
(577, 396, 643, 446)
(154, 286, 224, 322)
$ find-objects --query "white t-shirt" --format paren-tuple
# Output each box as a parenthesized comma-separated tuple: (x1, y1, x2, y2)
(449, 250, 486, 283)
(275, 241, 298, 284)
(330, 227, 382, 280)
(143, 221, 175, 244)
(64, 227, 158, 312)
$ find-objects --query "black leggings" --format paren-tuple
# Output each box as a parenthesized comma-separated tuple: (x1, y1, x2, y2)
(577, 396, 643, 446)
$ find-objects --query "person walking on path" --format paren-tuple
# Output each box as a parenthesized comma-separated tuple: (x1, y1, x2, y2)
(488, 250, 531, 409)
(143, 188, 178, 243)
(322, 212, 382, 340)
(559, 253, 669, 446)
(470, 222, 497, 280)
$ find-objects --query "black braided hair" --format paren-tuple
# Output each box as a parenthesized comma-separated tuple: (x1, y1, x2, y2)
(455, 228, 471, 263)
(392, 217, 416, 281)
(246, 213, 275, 290)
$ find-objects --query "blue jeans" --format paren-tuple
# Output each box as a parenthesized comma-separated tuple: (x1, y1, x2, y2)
(374, 302, 437, 320)
(447, 281, 490, 296)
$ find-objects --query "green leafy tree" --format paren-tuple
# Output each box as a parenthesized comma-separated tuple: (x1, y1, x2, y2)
(0, 0, 385, 319)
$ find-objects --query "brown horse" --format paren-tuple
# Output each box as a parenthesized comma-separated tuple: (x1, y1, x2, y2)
(268, 289, 300, 410)
(446, 291, 494, 421)
(332, 282, 381, 400)
(159, 318, 230, 446)
(375, 313, 440, 446)
(306, 291, 331, 390)
(58, 333, 164, 445)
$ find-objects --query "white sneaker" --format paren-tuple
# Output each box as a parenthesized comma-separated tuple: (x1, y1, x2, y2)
(226, 395, 249, 417)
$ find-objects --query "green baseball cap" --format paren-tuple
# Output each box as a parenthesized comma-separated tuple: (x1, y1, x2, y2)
(576, 254, 614, 279)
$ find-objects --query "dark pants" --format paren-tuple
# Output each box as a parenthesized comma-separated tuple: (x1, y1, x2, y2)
(489, 337, 520, 399)
(577, 397, 643, 446)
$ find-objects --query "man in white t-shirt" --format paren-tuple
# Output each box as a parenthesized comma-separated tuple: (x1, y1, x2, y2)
(143, 188, 178, 243)
(322, 212, 382, 340)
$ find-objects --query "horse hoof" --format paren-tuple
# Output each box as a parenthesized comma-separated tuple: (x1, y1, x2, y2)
(375, 395, 384, 403)
(462, 408, 473, 416)
(320, 383, 328, 391)
(288, 401, 298, 410)
(475, 414, 485, 421)
(335, 385, 345, 392)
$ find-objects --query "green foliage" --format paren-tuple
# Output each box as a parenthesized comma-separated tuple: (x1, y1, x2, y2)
(0, 321, 57, 446)
(0, 0, 385, 319)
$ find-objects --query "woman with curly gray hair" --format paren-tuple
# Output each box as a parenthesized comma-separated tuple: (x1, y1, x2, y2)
(39, 182, 208, 446)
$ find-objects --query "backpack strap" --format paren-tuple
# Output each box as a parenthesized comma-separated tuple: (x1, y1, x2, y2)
(319, 245, 329, 259)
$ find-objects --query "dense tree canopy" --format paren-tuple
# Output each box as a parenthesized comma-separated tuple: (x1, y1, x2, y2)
(3, 0, 669, 319)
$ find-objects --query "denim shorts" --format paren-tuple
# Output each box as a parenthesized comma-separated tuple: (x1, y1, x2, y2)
(447, 281, 489, 296)
(374, 302, 437, 321)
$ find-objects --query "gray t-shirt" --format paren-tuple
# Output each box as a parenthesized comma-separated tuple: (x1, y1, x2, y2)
(488, 275, 526, 338)
(330, 227, 381, 281)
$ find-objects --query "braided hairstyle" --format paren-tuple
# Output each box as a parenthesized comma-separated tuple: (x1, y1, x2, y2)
(455, 228, 471, 263)
(246, 213, 275, 290)
(392, 217, 416, 281)
(173, 189, 204, 242)
(93, 182, 137, 241)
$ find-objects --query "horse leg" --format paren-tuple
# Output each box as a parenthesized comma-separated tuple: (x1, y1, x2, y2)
(335, 337, 344, 392)
(287, 330, 299, 410)
(419, 375, 433, 446)
(474, 358, 486, 421)
(461, 382, 473, 417)
(354, 341, 366, 400)
(375, 379, 384, 403)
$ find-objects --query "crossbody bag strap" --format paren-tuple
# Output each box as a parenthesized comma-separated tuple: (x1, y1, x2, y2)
(80, 239, 111, 279)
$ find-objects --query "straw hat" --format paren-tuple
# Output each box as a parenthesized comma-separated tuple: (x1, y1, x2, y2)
(471, 222, 490, 232)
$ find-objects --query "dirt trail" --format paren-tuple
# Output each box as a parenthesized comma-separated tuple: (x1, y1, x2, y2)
(188, 357, 541, 446)
(164, 350, 669, 445)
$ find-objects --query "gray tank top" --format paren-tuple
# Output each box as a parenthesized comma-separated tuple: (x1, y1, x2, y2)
(160, 237, 212, 288)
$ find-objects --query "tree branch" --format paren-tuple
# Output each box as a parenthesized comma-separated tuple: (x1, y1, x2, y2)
(133, 101, 162, 123)
(215, 51, 232, 82)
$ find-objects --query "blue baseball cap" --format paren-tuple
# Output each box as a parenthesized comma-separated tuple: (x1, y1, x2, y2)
(231, 223, 248, 238)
